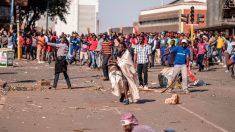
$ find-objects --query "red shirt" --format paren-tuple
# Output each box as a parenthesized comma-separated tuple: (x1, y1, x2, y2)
(89, 40, 98, 51)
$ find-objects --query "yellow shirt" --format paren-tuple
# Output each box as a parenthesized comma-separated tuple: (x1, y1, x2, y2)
(216, 37, 225, 49)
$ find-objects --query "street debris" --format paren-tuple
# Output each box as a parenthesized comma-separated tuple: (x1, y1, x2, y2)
(84, 80, 95, 84)
(36, 79, 51, 87)
(73, 128, 92, 132)
(69, 106, 85, 110)
(164, 94, 180, 105)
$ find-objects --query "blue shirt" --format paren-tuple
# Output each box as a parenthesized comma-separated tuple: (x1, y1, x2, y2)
(171, 46, 190, 65)
(70, 37, 80, 48)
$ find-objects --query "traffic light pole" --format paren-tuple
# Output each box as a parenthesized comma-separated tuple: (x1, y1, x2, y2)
(191, 24, 194, 46)
(16, 5, 21, 60)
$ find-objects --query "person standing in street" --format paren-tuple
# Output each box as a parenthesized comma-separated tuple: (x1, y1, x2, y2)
(148, 34, 157, 67)
(37, 32, 46, 63)
(48, 37, 72, 89)
(196, 36, 207, 72)
(216, 33, 225, 64)
(134, 36, 152, 90)
(89, 35, 98, 68)
(102, 34, 112, 81)
(169, 39, 190, 94)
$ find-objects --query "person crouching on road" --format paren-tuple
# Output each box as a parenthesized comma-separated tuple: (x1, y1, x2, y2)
(169, 39, 190, 94)
(48, 37, 72, 89)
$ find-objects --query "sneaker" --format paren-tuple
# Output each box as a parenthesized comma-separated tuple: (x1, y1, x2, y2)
(144, 85, 149, 90)
(193, 79, 200, 86)
(223, 65, 227, 68)
(138, 85, 144, 89)
(225, 70, 229, 73)
(184, 89, 190, 94)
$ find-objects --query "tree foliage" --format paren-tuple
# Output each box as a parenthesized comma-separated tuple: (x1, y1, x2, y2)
(19, 0, 71, 30)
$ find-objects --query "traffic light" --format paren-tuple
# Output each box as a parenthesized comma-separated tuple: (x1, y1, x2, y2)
(16, 5, 20, 23)
(181, 14, 189, 24)
(190, 6, 195, 24)
(196, 14, 205, 24)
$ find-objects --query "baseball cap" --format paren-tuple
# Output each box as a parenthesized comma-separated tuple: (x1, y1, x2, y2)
(120, 113, 138, 126)
(181, 39, 187, 43)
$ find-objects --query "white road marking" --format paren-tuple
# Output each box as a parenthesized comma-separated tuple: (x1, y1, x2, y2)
(178, 105, 229, 132)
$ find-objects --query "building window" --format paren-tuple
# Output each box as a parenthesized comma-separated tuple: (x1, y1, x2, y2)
(140, 18, 179, 27)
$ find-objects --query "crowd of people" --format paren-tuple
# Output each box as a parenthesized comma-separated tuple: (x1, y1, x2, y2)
(1, 27, 235, 98)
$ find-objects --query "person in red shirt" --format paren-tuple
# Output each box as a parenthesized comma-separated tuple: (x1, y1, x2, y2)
(89, 35, 98, 68)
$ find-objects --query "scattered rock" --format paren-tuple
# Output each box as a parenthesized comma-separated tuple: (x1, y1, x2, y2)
(165, 94, 179, 105)
(37, 80, 51, 87)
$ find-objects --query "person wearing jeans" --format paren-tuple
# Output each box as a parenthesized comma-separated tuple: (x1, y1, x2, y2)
(102, 35, 112, 81)
(89, 36, 98, 68)
(134, 36, 152, 90)
(169, 39, 190, 94)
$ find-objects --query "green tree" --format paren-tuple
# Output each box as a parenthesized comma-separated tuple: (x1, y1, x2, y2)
(19, 0, 71, 31)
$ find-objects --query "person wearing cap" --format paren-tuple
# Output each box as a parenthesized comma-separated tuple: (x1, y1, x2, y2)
(120, 113, 156, 132)
(169, 39, 191, 94)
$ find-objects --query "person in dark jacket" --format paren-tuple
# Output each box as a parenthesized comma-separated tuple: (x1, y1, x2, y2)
(48, 37, 72, 89)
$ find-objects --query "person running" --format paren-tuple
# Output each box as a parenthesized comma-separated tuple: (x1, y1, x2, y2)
(134, 36, 152, 90)
(48, 37, 72, 89)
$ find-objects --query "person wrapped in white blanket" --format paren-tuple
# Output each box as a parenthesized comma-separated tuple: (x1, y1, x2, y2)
(109, 43, 140, 105)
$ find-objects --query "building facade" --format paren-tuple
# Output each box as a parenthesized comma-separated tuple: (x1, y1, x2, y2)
(54, 0, 98, 35)
(206, 0, 235, 35)
(138, 0, 207, 33)
(0, 1, 11, 28)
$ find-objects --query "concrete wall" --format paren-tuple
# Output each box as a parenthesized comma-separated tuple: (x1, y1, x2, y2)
(54, 0, 79, 35)
(207, 0, 223, 27)
(78, 5, 96, 34)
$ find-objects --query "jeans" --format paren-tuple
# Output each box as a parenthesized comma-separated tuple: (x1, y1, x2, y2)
(197, 54, 204, 71)
(102, 54, 111, 78)
(217, 48, 223, 62)
(90, 51, 97, 68)
(30, 46, 37, 60)
(53, 71, 71, 88)
(160, 47, 166, 65)
(170, 65, 188, 91)
(151, 50, 156, 67)
(137, 63, 148, 86)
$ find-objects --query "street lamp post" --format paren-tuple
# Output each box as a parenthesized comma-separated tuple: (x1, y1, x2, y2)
(10, 0, 15, 32)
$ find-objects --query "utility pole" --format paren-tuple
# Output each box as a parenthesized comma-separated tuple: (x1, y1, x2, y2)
(10, 0, 15, 32)
(16, 5, 20, 60)
(46, 1, 49, 34)
(190, 6, 195, 46)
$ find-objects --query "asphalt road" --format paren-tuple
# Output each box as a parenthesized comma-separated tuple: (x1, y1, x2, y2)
(0, 61, 234, 132)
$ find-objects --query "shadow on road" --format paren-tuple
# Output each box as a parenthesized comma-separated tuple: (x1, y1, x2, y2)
(190, 89, 208, 93)
(12, 80, 36, 83)
(0, 72, 17, 75)
(136, 99, 156, 104)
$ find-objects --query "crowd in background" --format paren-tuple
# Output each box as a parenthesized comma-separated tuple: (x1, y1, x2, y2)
(0, 27, 235, 79)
